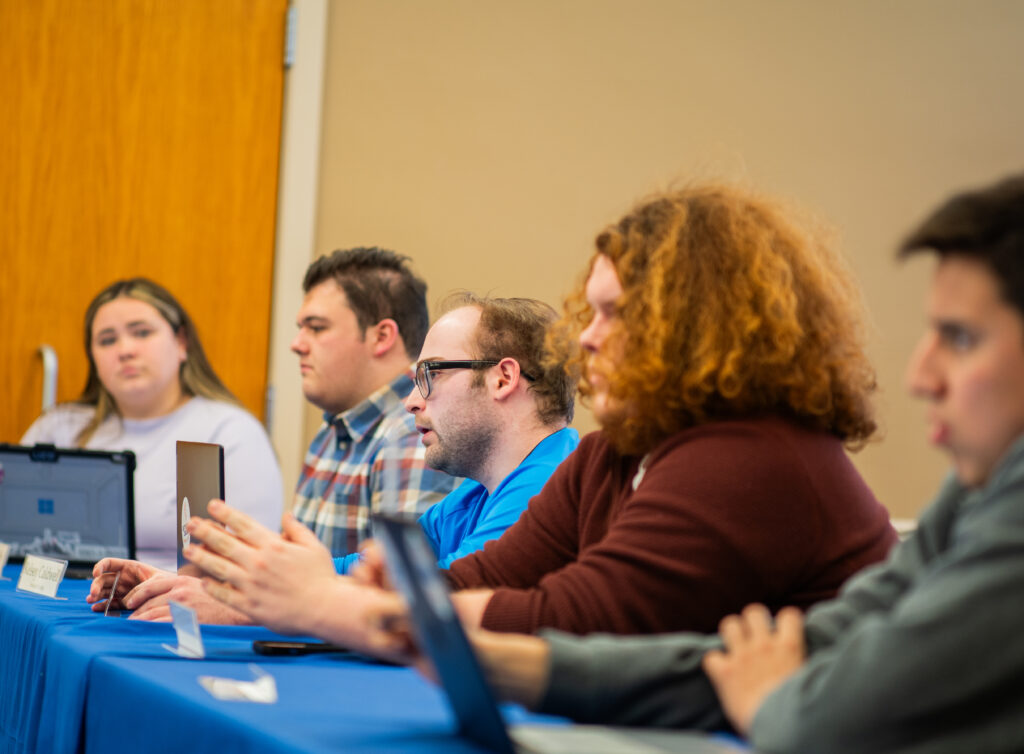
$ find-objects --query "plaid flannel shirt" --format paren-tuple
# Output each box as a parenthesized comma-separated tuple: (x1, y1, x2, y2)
(291, 370, 461, 556)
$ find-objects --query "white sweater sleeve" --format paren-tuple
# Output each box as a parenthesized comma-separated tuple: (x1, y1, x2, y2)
(20, 405, 93, 447)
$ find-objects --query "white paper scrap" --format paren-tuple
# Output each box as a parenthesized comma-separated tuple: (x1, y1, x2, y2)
(199, 665, 278, 703)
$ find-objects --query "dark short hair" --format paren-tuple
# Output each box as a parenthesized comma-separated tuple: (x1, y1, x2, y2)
(440, 292, 576, 426)
(303, 247, 429, 358)
(900, 174, 1024, 316)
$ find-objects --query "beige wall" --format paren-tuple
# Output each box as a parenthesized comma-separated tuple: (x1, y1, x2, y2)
(307, 0, 1024, 517)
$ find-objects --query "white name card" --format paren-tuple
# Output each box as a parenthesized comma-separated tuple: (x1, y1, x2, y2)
(16, 554, 67, 598)
(162, 600, 206, 659)
(0, 541, 10, 575)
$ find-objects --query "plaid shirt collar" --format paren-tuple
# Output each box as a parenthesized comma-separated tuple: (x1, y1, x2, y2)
(325, 367, 416, 444)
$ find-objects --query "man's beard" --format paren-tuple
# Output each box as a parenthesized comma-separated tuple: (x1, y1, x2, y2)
(425, 415, 498, 482)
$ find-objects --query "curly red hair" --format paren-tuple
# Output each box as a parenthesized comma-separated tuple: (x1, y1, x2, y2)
(549, 184, 878, 456)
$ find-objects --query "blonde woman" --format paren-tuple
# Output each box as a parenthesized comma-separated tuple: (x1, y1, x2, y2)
(22, 278, 282, 570)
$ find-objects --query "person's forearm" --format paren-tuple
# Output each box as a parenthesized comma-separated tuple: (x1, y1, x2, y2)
(451, 589, 494, 629)
(472, 631, 551, 708)
(305, 578, 412, 662)
(302, 576, 366, 642)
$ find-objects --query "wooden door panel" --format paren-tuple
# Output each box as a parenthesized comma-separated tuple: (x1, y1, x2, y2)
(0, 0, 287, 441)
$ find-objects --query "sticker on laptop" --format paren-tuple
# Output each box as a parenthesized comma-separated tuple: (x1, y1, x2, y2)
(181, 496, 191, 548)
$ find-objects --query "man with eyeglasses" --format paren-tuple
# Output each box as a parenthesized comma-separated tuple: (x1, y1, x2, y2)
(328, 293, 579, 574)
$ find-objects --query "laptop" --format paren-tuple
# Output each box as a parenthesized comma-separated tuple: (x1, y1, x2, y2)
(0, 443, 136, 577)
(175, 440, 224, 573)
(372, 514, 746, 754)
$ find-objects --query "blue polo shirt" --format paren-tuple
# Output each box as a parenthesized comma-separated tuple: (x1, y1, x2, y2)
(333, 427, 579, 573)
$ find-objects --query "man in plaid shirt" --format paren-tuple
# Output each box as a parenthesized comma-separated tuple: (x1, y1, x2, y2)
(289, 247, 460, 555)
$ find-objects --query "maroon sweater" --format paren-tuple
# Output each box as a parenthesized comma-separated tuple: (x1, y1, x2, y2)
(445, 417, 897, 635)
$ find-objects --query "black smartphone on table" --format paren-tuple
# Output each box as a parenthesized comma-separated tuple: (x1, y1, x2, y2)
(252, 640, 352, 656)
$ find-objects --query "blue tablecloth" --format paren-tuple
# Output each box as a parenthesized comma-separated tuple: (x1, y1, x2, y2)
(0, 564, 93, 753)
(0, 564, 549, 753)
(84, 656, 489, 754)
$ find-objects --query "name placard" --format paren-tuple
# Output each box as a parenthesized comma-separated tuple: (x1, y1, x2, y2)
(16, 554, 68, 598)
(0, 542, 10, 579)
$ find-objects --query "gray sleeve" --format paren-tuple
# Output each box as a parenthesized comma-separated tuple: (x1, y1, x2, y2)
(537, 630, 730, 730)
(750, 507, 1024, 754)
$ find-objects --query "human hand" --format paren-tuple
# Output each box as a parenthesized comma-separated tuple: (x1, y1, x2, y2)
(349, 540, 390, 588)
(186, 501, 419, 660)
(450, 588, 495, 629)
(702, 604, 806, 735)
(358, 588, 417, 663)
(86, 558, 165, 612)
(183, 501, 343, 635)
(122, 572, 251, 624)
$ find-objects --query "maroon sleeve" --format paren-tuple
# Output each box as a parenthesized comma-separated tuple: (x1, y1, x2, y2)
(469, 422, 893, 636)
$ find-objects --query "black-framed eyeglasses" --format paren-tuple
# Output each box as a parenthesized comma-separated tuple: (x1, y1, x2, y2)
(414, 359, 536, 399)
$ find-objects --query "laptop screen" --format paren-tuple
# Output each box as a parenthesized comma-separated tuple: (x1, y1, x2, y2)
(0, 443, 136, 566)
(372, 513, 517, 754)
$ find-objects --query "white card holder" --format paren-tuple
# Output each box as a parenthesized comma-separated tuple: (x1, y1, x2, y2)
(162, 600, 206, 659)
(16, 554, 67, 599)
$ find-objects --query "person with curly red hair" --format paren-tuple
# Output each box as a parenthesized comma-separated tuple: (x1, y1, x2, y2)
(564, 185, 877, 456)
(434, 183, 896, 635)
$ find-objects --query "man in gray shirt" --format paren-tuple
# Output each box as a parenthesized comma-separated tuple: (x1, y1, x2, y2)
(469, 173, 1024, 754)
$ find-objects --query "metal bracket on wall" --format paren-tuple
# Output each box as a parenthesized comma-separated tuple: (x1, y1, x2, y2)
(283, 4, 297, 69)
(264, 384, 275, 433)
(38, 344, 58, 412)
